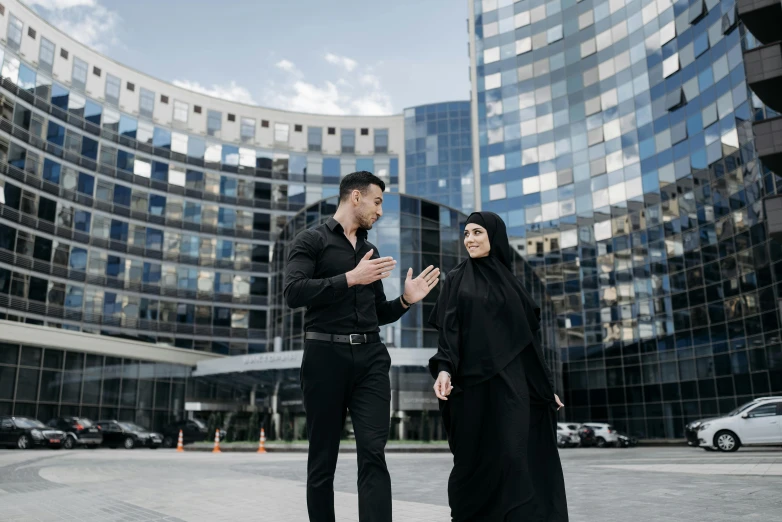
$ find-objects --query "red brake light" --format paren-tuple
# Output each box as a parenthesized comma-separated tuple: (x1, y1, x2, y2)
(75, 424, 84, 430)
(96, 425, 102, 431)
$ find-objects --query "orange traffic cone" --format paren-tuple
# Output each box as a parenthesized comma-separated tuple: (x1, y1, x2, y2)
(176, 429, 184, 452)
(257, 428, 267, 454)
(212, 429, 221, 453)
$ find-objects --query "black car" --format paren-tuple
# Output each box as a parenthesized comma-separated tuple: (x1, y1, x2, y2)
(95, 420, 162, 449)
(46, 416, 103, 449)
(616, 433, 638, 448)
(0, 416, 65, 449)
(161, 419, 223, 448)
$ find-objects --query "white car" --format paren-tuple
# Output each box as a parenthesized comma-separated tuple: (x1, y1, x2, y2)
(556, 423, 580, 448)
(697, 398, 782, 452)
(583, 423, 620, 448)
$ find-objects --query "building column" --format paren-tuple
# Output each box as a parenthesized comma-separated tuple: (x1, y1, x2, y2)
(397, 411, 406, 441)
(271, 379, 281, 440)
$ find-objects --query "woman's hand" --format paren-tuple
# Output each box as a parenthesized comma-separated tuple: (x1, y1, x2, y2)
(554, 394, 564, 411)
(434, 371, 453, 400)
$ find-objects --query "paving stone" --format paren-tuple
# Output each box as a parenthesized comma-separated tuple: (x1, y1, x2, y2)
(0, 447, 781, 521)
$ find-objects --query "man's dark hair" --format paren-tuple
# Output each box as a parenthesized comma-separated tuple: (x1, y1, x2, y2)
(339, 171, 385, 202)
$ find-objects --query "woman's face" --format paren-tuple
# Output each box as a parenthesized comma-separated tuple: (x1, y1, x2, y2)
(464, 223, 490, 258)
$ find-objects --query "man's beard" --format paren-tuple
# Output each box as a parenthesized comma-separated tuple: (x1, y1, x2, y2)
(360, 215, 375, 230)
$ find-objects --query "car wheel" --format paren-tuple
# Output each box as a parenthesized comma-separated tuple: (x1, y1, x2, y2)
(123, 436, 135, 450)
(596, 437, 606, 448)
(162, 436, 174, 448)
(62, 437, 75, 450)
(714, 430, 740, 452)
(16, 434, 30, 450)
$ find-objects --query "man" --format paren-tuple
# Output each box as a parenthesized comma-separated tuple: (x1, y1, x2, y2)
(284, 171, 440, 522)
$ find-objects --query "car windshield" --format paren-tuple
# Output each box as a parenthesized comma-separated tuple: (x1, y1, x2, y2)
(14, 418, 46, 429)
(119, 422, 146, 431)
(728, 401, 760, 416)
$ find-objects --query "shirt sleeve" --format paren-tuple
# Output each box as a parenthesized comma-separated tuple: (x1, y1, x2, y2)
(283, 230, 348, 309)
(371, 248, 409, 326)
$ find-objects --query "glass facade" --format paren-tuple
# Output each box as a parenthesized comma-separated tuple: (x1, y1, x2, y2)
(0, 3, 400, 360)
(471, 0, 782, 438)
(268, 194, 561, 438)
(0, 341, 192, 431)
(404, 102, 475, 212)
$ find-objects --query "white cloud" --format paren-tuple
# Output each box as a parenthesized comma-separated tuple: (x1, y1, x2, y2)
(23, 0, 119, 52)
(325, 53, 358, 72)
(265, 58, 393, 116)
(275, 59, 296, 72)
(172, 80, 257, 105)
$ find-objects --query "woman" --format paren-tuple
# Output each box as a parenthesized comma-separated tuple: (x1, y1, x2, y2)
(429, 211, 568, 522)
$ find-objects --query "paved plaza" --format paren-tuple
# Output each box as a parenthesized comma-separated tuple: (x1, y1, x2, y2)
(0, 446, 781, 521)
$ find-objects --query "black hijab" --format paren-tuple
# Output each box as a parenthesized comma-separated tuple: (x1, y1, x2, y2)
(428, 211, 543, 387)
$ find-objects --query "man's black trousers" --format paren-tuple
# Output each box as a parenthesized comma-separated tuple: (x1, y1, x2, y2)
(301, 339, 392, 522)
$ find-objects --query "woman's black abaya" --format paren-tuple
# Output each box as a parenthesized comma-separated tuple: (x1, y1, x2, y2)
(429, 212, 568, 522)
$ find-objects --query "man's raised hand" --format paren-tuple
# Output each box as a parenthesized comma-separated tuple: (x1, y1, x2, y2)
(346, 249, 397, 287)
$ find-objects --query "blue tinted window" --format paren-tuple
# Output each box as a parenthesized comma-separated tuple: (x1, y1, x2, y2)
(110, 220, 128, 241)
(153, 127, 171, 149)
(119, 115, 137, 138)
(81, 136, 98, 160)
(113, 185, 131, 207)
(77, 172, 94, 195)
(151, 161, 168, 182)
(84, 100, 102, 126)
(323, 158, 340, 177)
(149, 194, 166, 216)
(69, 248, 88, 271)
(146, 228, 163, 250)
(43, 159, 60, 184)
(51, 83, 69, 110)
(47, 121, 65, 147)
(356, 158, 374, 172)
(73, 210, 90, 232)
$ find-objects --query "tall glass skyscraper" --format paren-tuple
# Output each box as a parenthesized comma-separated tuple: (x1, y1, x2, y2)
(469, 0, 782, 438)
(404, 102, 476, 212)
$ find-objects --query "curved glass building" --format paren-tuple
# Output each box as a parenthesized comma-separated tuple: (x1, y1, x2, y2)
(0, 0, 404, 428)
(195, 193, 560, 440)
(469, 0, 782, 438)
(0, 0, 560, 437)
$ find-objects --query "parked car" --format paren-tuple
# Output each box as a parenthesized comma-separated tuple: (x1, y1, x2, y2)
(696, 398, 782, 452)
(577, 424, 597, 447)
(556, 423, 580, 448)
(582, 423, 620, 448)
(616, 432, 638, 448)
(160, 419, 223, 448)
(95, 420, 162, 449)
(0, 416, 65, 449)
(46, 416, 102, 449)
(686, 397, 782, 449)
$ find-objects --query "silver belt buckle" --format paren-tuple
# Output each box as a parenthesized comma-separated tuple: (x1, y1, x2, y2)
(349, 334, 364, 345)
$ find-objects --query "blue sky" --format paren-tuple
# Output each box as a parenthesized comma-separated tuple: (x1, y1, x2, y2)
(24, 0, 470, 115)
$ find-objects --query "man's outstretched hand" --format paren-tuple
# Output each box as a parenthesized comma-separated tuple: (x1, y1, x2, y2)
(403, 265, 441, 304)
(346, 249, 397, 287)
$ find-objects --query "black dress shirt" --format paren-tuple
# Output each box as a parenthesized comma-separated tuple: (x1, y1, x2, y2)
(284, 217, 409, 334)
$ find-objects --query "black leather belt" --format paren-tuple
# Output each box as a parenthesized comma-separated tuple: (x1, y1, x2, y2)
(305, 332, 381, 345)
